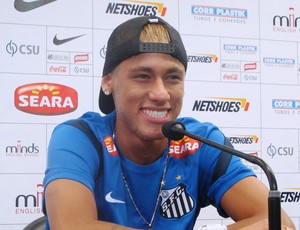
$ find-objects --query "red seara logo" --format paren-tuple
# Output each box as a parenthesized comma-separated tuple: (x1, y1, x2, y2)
(244, 62, 257, 71)
(14, 83, 78, 115)
(169, 136, 200, 159)
(103, 136, 118, 156)
(74, 54, 89, 63)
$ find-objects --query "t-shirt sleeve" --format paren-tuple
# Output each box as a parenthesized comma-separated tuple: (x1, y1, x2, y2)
(196, 123, 256, 217)
(208, 154, 256, 217)
(43, 123, 100, 193)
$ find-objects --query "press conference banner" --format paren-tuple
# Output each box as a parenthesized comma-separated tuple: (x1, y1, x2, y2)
(0, 0, 299, 229)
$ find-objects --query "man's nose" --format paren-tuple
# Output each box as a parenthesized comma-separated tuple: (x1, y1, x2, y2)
(148, 79, 170, 102)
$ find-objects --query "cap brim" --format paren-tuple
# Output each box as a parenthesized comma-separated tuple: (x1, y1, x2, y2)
(99, 88, 115, 114)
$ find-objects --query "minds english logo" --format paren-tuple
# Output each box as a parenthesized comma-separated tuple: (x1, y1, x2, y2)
(273, 7, 300, 33)
(14, 0, 57, 12)
(14, 83, 78, 115)
(15, 184, 43, 215)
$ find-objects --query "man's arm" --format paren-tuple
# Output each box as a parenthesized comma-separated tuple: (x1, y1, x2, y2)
(220, 176, 295, 229)
(45, 179, 135, 230)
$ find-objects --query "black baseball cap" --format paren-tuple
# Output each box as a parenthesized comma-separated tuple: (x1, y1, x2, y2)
(99, 16, 187, 114)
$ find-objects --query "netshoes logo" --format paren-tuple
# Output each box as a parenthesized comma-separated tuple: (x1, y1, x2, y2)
(14, 83, 78, 115)
(193, 97, 250, 112)
(228, 135, 259, 144)
(169, 136, 200, 158)
(106, 0, 167, 16)
(281, 188, 300, 203)
(187, 54, 218, 63)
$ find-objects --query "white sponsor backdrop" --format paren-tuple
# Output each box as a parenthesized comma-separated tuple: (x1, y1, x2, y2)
(0, 0, 299, 229)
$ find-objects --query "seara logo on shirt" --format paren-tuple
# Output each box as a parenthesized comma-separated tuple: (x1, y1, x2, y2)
(14, 82, 78, 115)
(169, 136, 200, 158)
(103, 136, 118, 156)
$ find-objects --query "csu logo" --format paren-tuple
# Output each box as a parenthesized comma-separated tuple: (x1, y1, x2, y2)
(14, 82, 78, 115)
(267, 143, 294, 158)
(6, 40, 40, 57)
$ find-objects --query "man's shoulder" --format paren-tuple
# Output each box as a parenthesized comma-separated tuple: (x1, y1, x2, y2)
(177, 116, 221, 137)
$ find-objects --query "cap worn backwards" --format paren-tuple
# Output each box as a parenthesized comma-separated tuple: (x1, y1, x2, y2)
(99, 16, 187, 114)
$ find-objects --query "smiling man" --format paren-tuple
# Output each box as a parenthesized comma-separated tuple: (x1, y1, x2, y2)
(43, 16, 295, 230)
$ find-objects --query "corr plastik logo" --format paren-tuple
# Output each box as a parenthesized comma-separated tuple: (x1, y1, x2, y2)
(191, 5, 248, 24)
(224, 44, 257, 52)
(14, 83, 78, 115)
(106, 0, 167, 16)
(263, 57, 295, 68)
(272, 99, 300, 115)
(192, 97, 250, 113)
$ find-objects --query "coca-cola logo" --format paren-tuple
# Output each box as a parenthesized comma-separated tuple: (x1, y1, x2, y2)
(14, 82, 78, 115)
(223, 73, 239, 80)
(49, 66, 67, 73)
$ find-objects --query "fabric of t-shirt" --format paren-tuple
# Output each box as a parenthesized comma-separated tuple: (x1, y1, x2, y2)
(43, 111, 255, 230)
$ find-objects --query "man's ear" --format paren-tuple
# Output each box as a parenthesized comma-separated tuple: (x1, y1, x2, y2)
(101, 74, 113, 92)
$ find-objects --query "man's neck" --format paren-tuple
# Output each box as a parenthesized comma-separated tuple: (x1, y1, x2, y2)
(115, 130, 168, 165)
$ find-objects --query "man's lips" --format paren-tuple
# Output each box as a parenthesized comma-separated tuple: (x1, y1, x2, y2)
(141, 109, 169, 119)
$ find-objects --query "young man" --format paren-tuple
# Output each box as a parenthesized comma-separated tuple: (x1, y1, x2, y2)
(43, 16, 295, 230)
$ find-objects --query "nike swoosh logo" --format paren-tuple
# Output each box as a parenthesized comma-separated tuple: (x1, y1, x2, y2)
(105, 191, 125, 204)
(53, 34, 85, 45)
(14, 0, 57, 12)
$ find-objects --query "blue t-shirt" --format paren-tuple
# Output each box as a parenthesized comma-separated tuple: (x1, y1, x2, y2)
(43, 111, 255, 229)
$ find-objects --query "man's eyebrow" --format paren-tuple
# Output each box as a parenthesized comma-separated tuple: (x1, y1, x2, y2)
(130, 66, 184, 74)
(165, 67, 184, 74)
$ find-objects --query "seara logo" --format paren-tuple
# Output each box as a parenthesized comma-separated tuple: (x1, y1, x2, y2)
(105, 0, 167, 16)
(14, 83, 78, 115)
(103, 136, 118, 156)
(169, 136, 200, 158)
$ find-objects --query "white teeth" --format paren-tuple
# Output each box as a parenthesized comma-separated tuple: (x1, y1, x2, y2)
(143, 110, 167, 119)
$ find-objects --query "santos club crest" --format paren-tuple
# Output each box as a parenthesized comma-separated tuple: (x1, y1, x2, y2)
(160, 183, 194, 219)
